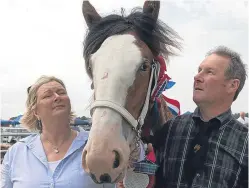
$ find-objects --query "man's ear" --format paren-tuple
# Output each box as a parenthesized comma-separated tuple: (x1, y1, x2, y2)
(228, 78, 240, 94)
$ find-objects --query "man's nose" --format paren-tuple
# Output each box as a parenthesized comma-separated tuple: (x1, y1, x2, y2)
(194, 72, 203, 82)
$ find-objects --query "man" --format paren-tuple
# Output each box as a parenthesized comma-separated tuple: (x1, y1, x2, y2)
(237, 111, 248, 127)
(153, 46, 248, 188)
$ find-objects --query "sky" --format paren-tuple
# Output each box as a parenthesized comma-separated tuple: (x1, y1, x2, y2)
(0, 0, 248, 119)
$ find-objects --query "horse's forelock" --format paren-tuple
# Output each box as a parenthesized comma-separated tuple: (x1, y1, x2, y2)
(83, 7, 182, 79)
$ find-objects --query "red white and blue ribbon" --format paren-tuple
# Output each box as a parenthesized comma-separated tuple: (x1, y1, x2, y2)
(151, 56, 181, 116)
(163, 95, 181, 116)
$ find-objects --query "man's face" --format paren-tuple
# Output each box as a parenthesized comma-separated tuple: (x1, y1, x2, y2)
(240, 112, 245, 118)
(193, 54, 233, 106)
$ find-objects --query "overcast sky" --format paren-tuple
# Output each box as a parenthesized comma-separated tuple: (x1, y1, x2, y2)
(0, 0, 248, 119)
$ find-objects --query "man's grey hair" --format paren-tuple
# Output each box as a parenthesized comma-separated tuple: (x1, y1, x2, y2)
(206, 45, 247, 101)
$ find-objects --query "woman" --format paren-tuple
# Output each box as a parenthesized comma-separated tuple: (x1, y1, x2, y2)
(1, 75, 114, 188)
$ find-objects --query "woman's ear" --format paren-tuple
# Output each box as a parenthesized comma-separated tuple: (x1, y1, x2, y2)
(33, 108, 39, 120)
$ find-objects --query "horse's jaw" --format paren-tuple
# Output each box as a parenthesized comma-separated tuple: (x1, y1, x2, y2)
(82, 108, 136, 184)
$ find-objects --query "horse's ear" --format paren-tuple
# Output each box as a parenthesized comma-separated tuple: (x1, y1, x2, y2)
(82, 1, 102, 28)
(142, 1, 160, 21)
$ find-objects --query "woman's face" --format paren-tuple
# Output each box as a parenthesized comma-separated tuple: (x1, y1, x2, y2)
(35, 81, 71, 120)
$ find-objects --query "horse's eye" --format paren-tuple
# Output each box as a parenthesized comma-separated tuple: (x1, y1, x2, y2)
(140, 62, 149, 71)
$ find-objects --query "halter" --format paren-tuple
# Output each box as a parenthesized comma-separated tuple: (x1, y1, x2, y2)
(90, 59, 161, 137)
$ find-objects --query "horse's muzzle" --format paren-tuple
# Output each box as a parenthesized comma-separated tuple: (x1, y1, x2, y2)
(82, 143, 127, 184)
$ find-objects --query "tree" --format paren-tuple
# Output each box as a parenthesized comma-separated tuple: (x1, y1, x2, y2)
(80, 116, 89, 120)
(233, 113, 240, 119)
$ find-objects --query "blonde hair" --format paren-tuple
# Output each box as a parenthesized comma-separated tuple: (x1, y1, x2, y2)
(21, 75, 75, 132)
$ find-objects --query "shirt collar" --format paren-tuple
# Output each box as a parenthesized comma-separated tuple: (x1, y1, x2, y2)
(192, 107, 233, 128)
(19, 130, 89, 166)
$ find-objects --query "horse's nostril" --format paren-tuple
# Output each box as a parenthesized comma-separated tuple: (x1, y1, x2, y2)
(113, 150, 120, 168)
(99, 173, 112, 183)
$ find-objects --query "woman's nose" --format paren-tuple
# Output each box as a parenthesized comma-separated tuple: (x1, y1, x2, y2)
(53, 93, 60, 101)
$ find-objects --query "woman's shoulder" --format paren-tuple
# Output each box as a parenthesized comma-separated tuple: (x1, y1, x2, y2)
(2, 134, 38, 165)
(77, 129, 89, 137)
(73, 130, 89, 147)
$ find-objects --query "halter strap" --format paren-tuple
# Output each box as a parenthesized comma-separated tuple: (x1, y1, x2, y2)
(90, 100, 138, 129)
(90, 60, 159, 133)
(137, 62, 158, 126)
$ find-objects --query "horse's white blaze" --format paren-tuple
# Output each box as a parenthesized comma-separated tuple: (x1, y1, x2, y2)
(90, 34, 142, 134)
(92, 34, 142, 105)
(84, 35, 142, 179)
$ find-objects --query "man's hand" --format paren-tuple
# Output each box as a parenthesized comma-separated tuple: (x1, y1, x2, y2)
(116, 181, 125, 188)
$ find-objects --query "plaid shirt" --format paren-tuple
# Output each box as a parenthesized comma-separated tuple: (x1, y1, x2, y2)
(153, 108, 248, 188)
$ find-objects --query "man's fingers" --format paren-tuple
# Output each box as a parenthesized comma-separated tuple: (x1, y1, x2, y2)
(147, 143, 153, 152)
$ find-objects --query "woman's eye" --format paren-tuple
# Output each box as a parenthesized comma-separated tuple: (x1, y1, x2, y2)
(59, 92, 66, 95)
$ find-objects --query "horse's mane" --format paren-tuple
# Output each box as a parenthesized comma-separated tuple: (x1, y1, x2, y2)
(83, 7, 182, 78)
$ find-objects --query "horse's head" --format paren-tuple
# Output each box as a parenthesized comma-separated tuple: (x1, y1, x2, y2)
(81, 0, 181, 183)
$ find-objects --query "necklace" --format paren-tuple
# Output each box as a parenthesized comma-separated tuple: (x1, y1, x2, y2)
(42, 130, 72, 154)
